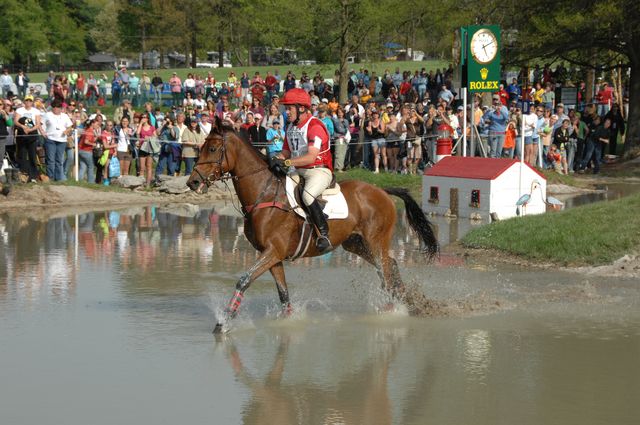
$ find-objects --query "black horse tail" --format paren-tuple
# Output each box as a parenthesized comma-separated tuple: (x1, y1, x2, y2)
(384, 187, 439, 259)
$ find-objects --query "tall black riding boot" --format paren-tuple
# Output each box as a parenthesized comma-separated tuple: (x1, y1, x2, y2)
(307, 200, 332, 253)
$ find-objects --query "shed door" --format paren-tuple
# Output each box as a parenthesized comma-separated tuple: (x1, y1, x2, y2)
(450, 188, 459, 216)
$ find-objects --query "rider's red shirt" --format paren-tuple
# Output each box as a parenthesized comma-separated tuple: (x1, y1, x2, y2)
(284, 115, 332, 170)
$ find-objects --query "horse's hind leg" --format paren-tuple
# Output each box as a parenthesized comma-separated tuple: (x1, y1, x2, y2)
(342, 234, 399, 294)
(269, 262, 293, 316)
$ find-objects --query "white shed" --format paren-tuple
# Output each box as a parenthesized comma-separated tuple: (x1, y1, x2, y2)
(422, 157, 547, 221)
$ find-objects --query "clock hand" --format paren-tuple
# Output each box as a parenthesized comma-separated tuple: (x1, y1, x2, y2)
(482, 40, 495, 49)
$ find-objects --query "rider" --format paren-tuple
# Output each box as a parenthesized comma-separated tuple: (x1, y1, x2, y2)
(271, 88, 333, 253)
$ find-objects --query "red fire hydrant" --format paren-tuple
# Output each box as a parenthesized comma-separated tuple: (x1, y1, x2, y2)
(436, 123, 454, 163)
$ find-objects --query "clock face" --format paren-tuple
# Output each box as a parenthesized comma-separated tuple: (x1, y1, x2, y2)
(470, 29, 498, 64)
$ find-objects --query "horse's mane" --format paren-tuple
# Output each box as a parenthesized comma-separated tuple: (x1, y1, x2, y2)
(231, 126, 269, 164)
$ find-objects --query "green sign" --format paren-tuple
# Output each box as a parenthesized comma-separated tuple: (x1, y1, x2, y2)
(461, 25, 501, 93)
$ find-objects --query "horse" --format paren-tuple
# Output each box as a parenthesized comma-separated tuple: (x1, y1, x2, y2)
(187, 116, 438, 333)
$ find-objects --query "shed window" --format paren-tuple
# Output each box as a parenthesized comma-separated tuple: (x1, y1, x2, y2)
(429, 186, 439, 204)
(470, 189, 481, 208)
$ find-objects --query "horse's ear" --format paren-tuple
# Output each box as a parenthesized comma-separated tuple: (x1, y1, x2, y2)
(210, 115, 223, 136)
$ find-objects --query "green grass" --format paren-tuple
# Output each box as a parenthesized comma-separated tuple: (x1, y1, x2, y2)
(336, 168, 423, 199)
(27, 60, 449, 87)
(538, 169, 591, 188)
(462, 192, 640, 266)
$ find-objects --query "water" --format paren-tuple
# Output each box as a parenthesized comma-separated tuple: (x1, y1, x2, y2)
(1, 205, 639, 425)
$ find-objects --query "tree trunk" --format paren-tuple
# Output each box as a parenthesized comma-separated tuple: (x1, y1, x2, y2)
(623, 58, 639, 154)
(338, 0, 350, 104)
(190, 28, 197, 68)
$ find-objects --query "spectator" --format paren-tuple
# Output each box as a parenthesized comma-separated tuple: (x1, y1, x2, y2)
(14, 95, 43, 182)
(482, 94, 509, 158)
(78, 119, 101, 182)
(14, 70, 30, 98)
(116, 116, 134, 176)
(151, 72, 163, 104)
(1, 69, 13, 97)
(507, 78, 521, 104)
(265, 120, 285, 158)
(155, 117, 177, 179)
(366, 109, 386, 173)
(552, 119, 571, 174)
(180, 117, 205, 176)
(129, 72, 140, 107)
(98, 120, 117, 183)
(604, 103, 625, 155)
(43, 100, 73, 181)
(111, 72, 122, 106)
(0, 100, 13, 166)
(169, 72, 182, 107)
(596, 82, 614, 116)
(438, 84, 454, 106)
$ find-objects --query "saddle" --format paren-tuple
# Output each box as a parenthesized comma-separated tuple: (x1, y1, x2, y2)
(285, 173, 349, 220)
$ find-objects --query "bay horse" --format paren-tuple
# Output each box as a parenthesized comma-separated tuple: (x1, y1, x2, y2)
(187, 116, 438, 333)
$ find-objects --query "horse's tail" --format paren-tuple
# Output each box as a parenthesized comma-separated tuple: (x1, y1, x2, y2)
(384, 187, 439, 259)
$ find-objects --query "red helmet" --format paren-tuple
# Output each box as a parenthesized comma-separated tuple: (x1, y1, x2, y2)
(280, 88, 311, 109)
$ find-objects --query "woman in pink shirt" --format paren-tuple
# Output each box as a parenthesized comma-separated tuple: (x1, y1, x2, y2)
(135, 114, 156, 186)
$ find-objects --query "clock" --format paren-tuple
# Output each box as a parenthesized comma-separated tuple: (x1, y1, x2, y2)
(470, 29, 498, 64)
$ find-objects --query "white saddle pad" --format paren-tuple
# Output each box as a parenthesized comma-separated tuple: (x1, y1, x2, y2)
(285, 174, 349, 219)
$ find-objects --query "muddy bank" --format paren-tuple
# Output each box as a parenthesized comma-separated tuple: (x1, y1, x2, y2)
(446, 242, 640, 279)
(0, 182, 235, 213)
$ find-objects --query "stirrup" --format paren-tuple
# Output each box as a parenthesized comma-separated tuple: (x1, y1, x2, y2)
(316, 235, 332, 252)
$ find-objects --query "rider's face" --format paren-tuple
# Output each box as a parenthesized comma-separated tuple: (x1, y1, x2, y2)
(286, 105, 297, 122)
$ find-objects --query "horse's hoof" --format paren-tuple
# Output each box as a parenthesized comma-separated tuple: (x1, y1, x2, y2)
(213, 322, 229, 334)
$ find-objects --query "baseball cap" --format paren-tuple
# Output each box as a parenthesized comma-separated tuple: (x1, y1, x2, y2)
(457, 105, 464, 111)
(492, 94, 500, 100)
(321, 98, 328, 103)
(273, 120, 280, 125)
(556, 103, 565, 108)
(24, 95, 34, 101)
(386, 102, 393, 108)
(254, 113, 262, 120)
(272, 94, 279, 99)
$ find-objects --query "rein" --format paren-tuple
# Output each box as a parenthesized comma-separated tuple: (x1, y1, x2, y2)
(195, 131, 290, 217)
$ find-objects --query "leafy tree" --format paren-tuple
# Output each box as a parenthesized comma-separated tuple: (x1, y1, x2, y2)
(512, 0, 640, 154)
(0, 0, 49, 66)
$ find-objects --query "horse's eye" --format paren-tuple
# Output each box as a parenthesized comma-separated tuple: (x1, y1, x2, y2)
(209, 147, 217, 153)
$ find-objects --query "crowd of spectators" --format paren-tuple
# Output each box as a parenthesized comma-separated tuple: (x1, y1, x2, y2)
(0, 63, 629, 187)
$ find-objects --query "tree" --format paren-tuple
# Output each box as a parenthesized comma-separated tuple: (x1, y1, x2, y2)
(504, 0, 640, 154)
(91, 0, 123, 53)
(0, 0, 49, 66)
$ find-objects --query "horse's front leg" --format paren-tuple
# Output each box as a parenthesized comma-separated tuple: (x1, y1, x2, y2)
(215, 249, 280, 333)
(269, 262, 292, 317)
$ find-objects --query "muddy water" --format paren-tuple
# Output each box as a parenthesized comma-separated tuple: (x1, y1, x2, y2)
(1, 206, 639, 425)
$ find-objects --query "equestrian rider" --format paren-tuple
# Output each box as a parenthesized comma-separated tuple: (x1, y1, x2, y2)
(270, 88, 333, 253)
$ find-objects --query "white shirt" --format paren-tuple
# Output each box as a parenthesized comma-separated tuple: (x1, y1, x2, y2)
(524, 112, 538, 137)
(193, 98, 206, 109)
(0, 74, 12, 87)
(344, 103, 364, 116)
(117, 127, 132, 152)
(199, 122, 211, 135)
(16, 106, 41, 122)
(175, 123, 188, 143)
(44, 111, 73, 142)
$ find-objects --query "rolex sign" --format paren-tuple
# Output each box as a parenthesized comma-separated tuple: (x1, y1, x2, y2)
(462, 25, 501, 93)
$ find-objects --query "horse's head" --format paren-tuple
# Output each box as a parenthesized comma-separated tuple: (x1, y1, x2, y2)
(187, 115, 238, 193)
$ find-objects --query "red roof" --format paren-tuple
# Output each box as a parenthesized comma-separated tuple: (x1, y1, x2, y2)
(424, 156, 546, 180)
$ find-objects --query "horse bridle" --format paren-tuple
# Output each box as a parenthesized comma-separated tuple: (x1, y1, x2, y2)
(192, 132, 268, 186)
(192, 133, 229, 186)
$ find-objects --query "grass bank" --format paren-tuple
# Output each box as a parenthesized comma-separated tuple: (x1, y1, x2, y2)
(462, 192, 640, 266)
(336, 168, 423, 199)
(28, 60, 448, 86)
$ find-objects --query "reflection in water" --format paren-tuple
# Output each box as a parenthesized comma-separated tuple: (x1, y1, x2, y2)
(2, 205, 461, 306)
(0, 215, 77, 306)
(223, 326, 410, 425)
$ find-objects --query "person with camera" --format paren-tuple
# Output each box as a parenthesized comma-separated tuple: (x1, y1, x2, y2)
(155, 117, 177, 180)
(14, 95, 43, 182)
(482, 94, 510, 158)
(78, 119, 102, 182)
